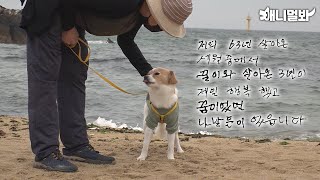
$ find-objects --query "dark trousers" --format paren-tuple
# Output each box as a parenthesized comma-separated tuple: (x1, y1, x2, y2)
(27, 15, 89, 160)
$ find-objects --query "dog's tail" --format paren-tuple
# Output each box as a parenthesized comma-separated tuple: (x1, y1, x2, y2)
(155, 123, 167, 140)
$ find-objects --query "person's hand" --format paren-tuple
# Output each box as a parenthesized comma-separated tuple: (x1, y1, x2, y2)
(62, 27, 79, 48)
(146, 68, 155, 75)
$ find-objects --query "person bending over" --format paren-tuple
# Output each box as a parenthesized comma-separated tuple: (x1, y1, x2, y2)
(20, 0, 192, 172)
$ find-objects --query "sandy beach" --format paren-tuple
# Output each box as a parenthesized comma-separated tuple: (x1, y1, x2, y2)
(0, 115, 320, 180)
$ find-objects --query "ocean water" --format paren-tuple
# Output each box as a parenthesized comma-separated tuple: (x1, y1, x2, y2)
(0, 28, 319, 140)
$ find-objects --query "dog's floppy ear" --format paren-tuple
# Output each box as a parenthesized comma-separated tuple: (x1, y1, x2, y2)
(168, 71, 178, 84)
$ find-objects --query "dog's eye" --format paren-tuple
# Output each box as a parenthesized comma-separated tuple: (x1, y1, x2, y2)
(155, 72, 160, 75)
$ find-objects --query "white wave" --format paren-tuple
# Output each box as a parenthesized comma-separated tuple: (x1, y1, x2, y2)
(119, 124, 128, 129)
(87, 41, 106, 44)
(89, 117, 143, 132)
(199, 131, 214, 135)
(130, 125, 143, 132)
(187, 131, 214, 136)
(92, 117, 119, 128)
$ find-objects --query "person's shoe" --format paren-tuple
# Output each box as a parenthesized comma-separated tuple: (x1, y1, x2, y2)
(63, 145, 116, 165)
(33, 151, 78, 172)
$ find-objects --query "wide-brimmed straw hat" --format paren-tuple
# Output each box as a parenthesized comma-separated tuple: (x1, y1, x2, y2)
(146, 0, 193, 38)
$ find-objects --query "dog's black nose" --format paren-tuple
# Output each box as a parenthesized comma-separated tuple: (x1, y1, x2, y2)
(143, 75, 150, 84)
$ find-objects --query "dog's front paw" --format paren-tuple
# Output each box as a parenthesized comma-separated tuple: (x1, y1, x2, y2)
(137, 155, 147, 161)
(167, 154, 175, 160)
(177, 148, 184, 153)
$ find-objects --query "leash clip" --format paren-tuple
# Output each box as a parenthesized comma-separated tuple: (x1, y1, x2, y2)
(160, 115, 165, 123)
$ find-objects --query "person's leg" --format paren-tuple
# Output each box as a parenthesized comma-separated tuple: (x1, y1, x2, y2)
(58, 27, 89, 152)
(58, 27, 115, 165)
(27, 15, 62, 160)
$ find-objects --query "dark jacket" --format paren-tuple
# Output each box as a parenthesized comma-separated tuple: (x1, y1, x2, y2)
(20, 0, 142, 35)
(20, 0, 153, 76)
(20, 0, 60, 36)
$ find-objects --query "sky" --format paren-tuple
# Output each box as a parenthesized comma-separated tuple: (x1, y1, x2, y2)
(1, 0, 319, 32)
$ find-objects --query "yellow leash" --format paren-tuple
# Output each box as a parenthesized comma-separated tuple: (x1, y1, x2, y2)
(67, 38, 146, 95)
(148, 100, 178, 123)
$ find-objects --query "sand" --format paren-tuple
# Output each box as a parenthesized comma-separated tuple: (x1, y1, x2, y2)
(0, 115, 320, 180)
